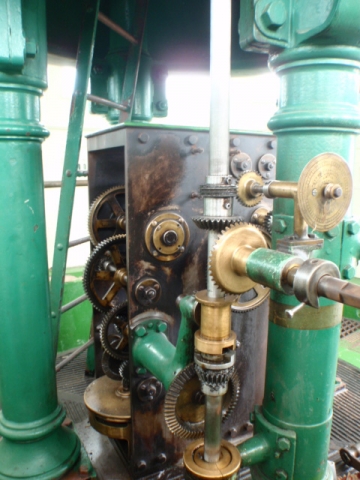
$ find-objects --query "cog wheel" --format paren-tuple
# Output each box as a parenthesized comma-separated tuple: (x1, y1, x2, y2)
(209, 223, 268, 295)
(264, 211, 273, 235)
(164, 363, 240, 439)
(192, 216, 243, 232)
(236, 171, 264, 207)
(101, 351, 122, 380)
(232, 284, 270, 312)
(119, 360, 130, 390)
(100, 302, 129, 361)
(88, 186, 126, 245)
(83, 234, 127, 312)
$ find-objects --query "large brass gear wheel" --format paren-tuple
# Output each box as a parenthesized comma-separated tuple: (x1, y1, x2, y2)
(83, 234, 127, 312)
(164, 363, 240, 439)
(236, 171, 264, 207)
(88, 186, 126, 245)
(99, 302, 129, 361)
(209, 223, 268, 295)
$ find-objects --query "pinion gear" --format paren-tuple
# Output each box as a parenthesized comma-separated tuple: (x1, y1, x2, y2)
(88, 186, 126, 245)
(236, 171, 264, 207)
(192, 216, 243, 232)
(264, 211, 273, 235)
(83, 234, 127, 312)
(99, 302, 129, 361)
(164, 363, 240, 439)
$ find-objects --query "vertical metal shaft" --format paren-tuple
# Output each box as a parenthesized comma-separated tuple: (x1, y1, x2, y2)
(203, 0, 232, 464)
(204, 395, 223, 463)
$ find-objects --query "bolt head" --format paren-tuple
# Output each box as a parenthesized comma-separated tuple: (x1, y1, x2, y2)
(135, 326, 147, 337)
(157, 322, 167, 333)
(261, 1, 287, 30)
(138, 133, 149, 144)
(275, 469, 288, 480)
(187, 135, 198, 145)
(231, 137, 241, 148)
(277, 437, 291, 451)
(347, 221, 360, 235)
(342, 264, 356, 280)
(273, 218, 287, 233)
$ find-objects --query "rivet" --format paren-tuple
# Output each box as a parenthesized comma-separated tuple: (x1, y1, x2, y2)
(57, 243, 64, 250)
(66, 170, 72, 177)
(187, 135, 198, 145)
(138, 133, 149, 144)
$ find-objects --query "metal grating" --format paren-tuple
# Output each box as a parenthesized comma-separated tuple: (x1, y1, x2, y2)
(56, 351, 93, 397)
(341, 319, 360, 339)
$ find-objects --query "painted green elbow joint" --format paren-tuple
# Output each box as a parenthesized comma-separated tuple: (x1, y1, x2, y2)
(132, 295, 197, 390)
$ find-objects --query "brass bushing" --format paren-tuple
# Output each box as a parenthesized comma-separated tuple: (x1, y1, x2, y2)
(84, 376, 131, 443)
(183, 439, 241, 479)
(195, 290, 236, 355)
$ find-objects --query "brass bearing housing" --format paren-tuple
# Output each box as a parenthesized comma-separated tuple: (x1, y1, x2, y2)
(183, 439, 241, 479)
(195, 290, 236, 355)
(84, 376, 131, 444)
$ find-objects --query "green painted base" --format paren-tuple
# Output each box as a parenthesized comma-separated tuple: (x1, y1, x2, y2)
(0, 426, 80, 479)
(250, 460, 336, 480)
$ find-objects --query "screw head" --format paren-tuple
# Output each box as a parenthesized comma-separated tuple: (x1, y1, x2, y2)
(342, 264, 356, 280)
(156, 100, 168, 111)
(277, 437, 291, 451)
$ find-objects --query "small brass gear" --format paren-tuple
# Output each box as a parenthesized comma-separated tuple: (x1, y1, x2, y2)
(88, 186, 126, 245)
(264, 211, 273, 235)
(164, 363, 240, 439)
(236, 171, 264, 207)
(83, 234, 127, 312)
(209, 223, 268, 295)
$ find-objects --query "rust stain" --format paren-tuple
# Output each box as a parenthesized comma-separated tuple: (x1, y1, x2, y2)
(129, 137, 185, 214)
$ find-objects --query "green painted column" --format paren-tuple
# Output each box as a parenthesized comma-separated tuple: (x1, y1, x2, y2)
(251, 45, 360, 480)
(0, 1, 80, 478)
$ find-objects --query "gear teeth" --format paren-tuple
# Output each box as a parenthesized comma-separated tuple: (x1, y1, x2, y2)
(264, 211, 273, 235)
(88, 185, 125, 246)
(83, 234, 127, 312)
(164, 363, 239, 439)
(99, 302, 129, 360)
(192, 216, 243, 232)
(236, 171, 264, 207)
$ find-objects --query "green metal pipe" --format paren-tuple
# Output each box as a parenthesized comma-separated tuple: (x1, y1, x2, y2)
(238, 434, 271, 467)
(132, 296, 196, 390)
(0, 1, 80, 478)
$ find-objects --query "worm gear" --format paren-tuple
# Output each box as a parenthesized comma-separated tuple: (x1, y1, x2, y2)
(83, 234, 127, 312)
(264, 211, 273, 235)
(192, 216, 243, 232)
(236, 171, 264, 207)
(164, 363, 240, 439)
(88, 186, 126, 245)
(99, 302, 129, 361)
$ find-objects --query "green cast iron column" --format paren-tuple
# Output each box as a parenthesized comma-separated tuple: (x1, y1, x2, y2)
(0, 1, 80, 478)
(251, 46, 360, 480)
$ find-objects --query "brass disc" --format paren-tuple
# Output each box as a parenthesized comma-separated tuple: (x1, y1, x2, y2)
(210, 223, 268, 294)
(183, 439, 241, 479)
(297, 153, 352, 232)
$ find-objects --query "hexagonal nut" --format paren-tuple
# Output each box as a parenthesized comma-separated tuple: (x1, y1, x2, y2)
(277, 437, 291, 452)
(347, 220, 360, 235)
(261, 1, 287, 30)
(273, 218, 287, 234)
(275, 469, 288, 480)
(342, 264, 356, 280)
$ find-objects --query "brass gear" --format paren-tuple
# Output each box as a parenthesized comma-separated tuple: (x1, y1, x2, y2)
(164, 363, 240, 439)
(83, 234, 127, 312)
(236, 171, 264, 207)
(99, 302, 129, 361)
(88, 186, 126, 245)
(209, 223, 268, 295)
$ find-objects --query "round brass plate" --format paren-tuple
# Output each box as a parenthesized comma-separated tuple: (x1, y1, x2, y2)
(183, 439, 241, 479)
(145, 213, 190, 261)
(84, 375, 131, 421)
(298, 153, 352, 232)
(210, 223, 268, 294)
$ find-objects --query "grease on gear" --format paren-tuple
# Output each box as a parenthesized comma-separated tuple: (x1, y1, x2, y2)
(88, 185, 126, 245)
(83, 234, 127, 312)
(164, 363, 240, 439)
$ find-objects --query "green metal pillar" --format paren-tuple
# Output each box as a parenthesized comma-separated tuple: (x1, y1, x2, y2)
(0, 1, 80, 478)
(239, 1, 360, 479)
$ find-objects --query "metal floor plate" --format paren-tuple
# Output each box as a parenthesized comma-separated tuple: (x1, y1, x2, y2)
(57, 350, 360, 479)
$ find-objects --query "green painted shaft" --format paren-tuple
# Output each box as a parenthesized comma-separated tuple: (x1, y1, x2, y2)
(132, 296, 196, 390)
(0, 1, 80, 478)
(238, 434, 271, 467)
